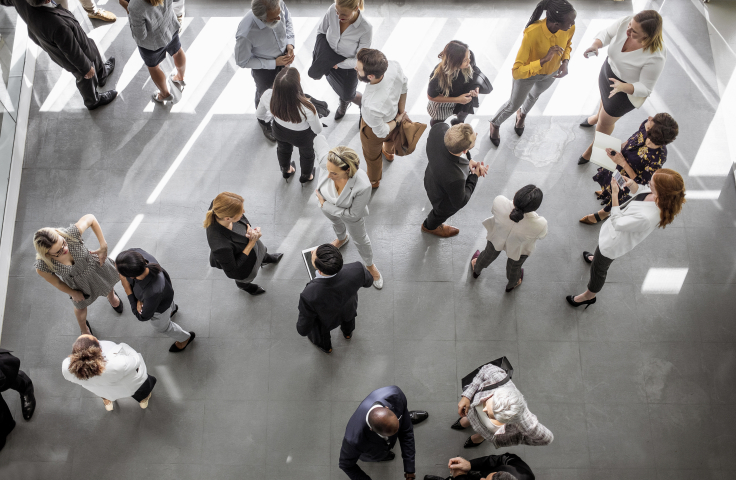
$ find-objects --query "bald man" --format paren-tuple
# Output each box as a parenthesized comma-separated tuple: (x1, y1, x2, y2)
(339, 385, 429, 480)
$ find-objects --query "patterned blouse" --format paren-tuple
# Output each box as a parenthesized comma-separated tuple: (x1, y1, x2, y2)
(593, 120, 667, 211)
(33, 224, 120, 310)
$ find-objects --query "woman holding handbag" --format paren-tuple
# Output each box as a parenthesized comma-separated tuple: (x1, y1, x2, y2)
(426, 40, 491, 127)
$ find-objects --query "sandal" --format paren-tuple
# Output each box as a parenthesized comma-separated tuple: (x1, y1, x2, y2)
(152, 92, 174, 104)
(579, 212, 602, 225)
(170, 72, 186, 90)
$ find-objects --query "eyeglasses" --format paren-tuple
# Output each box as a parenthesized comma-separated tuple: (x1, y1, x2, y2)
(49, 238, 67, 258)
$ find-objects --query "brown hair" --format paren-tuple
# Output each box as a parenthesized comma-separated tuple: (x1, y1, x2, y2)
(327, 146, 360, 178)
(270, 68, 317, 124)
(444, 124, 475, 155)
(430, 41, 473, 97)
(203, 192, 245, 228)
(648, 113, 678, 146)
(33, 227, 74, 272)
(653, 169, 686, 228)
(634, 10, 664, 53)
(336, 0, 364, 10)
(67, 336, 106, 380)
(357, 48, 388, 78)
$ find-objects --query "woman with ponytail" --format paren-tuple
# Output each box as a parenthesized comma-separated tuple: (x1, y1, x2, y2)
(62, 335, 156, 411)
(489, 0, 576, 147)
(204, 192, 283, 295)
(567, 169, 686, 308)
(470, 186, 548, 292)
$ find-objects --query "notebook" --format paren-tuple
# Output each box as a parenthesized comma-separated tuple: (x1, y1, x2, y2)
(302, 246, 319, 280)
(590, 131, 622, 172)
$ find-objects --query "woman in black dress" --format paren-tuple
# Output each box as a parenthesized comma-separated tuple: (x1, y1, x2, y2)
(580, 113, 678, 225)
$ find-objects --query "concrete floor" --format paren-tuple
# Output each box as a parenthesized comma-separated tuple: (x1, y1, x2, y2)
(2, 0, 736, 479)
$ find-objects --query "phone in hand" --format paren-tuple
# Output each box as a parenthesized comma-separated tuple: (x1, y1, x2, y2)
(584, 51, 597, 58)
(613, 171, 627, 189)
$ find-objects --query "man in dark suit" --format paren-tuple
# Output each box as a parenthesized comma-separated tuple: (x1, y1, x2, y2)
(297, 244, 373, 354)
(0, 0, 117, 110)
(339, 385, 429, 480)
(421, 123, 488, 238)
(0, 348, 36, 451)
(424, 453, 534, 480)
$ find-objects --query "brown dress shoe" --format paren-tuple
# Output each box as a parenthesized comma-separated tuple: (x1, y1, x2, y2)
(421, 223, 459, 237)
(382, 144, 395, 161)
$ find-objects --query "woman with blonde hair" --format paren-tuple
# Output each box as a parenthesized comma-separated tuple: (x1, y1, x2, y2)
(204, 192, 283, 295)
(33, 214, 122, 336)
(578, 10, 667, 164)
(567, 168, 686, 308)
(427, 40, 488, 127)
(313, 135, 383, 289)
(62, 335, 156, 411)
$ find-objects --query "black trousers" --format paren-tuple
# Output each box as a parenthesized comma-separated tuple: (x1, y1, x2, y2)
(251, 66, 283, 108)
(424, 206, 457, 231)
(131, 374, 157, 402)
(326, 67, 359, 102)
(74, 45, 108, 108)
(234, 251, 279, 291)
(272, 121, 317, 179)
(587, 246, 614, 293)
(0, 368, 31, 451)
(473, 241, 528, 290)
(308, 318, 355, 351)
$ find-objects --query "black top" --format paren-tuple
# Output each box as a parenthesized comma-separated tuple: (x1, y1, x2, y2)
(423, 122, 478, 213)
(0, 348, 21, 391)
(308, 33, 346, 80)
(0, 0, 99, 77)
(468, 453, 535, 480)
(124, 248, 174, 321)
(427, 50, 477, 98)
(297, 262, 373, 335)
(339, 386, 416, 480)
(205, 204, 257, 281)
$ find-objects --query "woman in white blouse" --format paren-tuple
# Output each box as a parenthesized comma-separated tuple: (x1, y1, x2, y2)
(567, 169, 686, 308)
(316, 0, 373, 119)
(62, 335, 156, 411)
(313, 135, 383, 289)
(578, 10, 666, 165)
(256, 67, 322, 184)
(471, 185, 548, 292)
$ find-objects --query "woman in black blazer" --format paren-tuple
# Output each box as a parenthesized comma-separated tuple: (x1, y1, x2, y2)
(204, 192, 283, 295)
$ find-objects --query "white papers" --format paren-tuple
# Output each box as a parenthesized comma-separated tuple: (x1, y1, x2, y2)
(590, 131, 622, 171)
(302, 247, 319, 280)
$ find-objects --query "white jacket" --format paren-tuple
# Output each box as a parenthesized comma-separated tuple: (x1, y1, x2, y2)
(598, 185, 660, 259)
(62, 341, 148, 401)
(482, 196, 548, 261)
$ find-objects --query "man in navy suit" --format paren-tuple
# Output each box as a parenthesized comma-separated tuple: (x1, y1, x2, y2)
(339, 385, 429, 480)
(0, 348, 36, 451)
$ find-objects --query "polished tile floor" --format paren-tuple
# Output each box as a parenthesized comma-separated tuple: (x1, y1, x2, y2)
(1, 0, 736, 479)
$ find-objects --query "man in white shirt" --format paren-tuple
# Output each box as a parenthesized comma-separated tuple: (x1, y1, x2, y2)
(234, 0, 295, 140)
(356, 48, 408, 188)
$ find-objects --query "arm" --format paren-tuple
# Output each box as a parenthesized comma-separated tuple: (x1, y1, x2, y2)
(339, 438, 372, 480)
(282, 2, 295, 47)
(337, 27, 373, 69)
(317, 9, 329, 35)
(118, 0, 129, 13)
(119, 275, 143, 319)
(234, 35, 276, 69)
(307, 109, 323, 134)
(445, 176, 478, 211)
(595, 16, 627, 47)
(136, 289, 163, 322)
(53, 28, 93, 78)
(76, 214, 110, 266)
(631, 56, 666, 98)
(397, 395, 416, 475)
(562, 25, 575, 60)
(492, 412, 554, 448)
(212, 245, 257, 280)
(511, 32, 541, 80)
(321, 184, 371, 221)
(256, 90, 273, 123)
(398, 92, 407, 113)
(361, 265, 374, 288)
(296, 294, 317, 337)
(537, 220, 548, 241)
(608, 209, 652, 233)
(36, 269, 78, 297)
(127, 7, 149, 43)
(461, 364, 506, 400)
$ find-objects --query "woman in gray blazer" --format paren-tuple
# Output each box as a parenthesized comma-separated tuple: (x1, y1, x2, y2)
(314, 135, 383, 289)
(120, 0, 186, 103)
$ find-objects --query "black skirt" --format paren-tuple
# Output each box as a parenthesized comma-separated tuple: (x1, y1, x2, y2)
(138, 32, 182, 68)
(599, 57, 635, 118)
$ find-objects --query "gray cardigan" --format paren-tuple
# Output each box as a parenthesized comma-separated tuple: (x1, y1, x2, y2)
(127, 0, 179, 51)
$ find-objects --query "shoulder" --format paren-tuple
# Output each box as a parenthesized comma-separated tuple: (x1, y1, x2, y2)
(522, 20, 543, 36)
(358, 13, 373, 31)
(388, 60, 404, 75)
(493, 195, 512, 210)
(65, 223, 82, 240)
(34, 258, 53, 273)
(237, 11, 256, 35)
(352, 170, 372, 191)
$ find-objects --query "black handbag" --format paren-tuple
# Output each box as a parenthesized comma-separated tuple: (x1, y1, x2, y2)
(470, 68, 493, 95)
(461, 356, 513, 394)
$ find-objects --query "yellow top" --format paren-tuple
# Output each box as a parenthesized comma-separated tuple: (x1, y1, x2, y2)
(512, 20, 575, 80)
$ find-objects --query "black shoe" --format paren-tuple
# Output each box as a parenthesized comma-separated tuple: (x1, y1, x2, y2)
(87, 90, 117, 110)
(170, 303, 179, 318)
(259, 120, 276, 142)
(282, 160, 296, 180)
(579, 118, 595, 128)
(566, 295, 596, 309)
(450, 417, 466, 430)
(577, 156, 590, 165)
(582, 251, 594, 264)
(335, 100, 350, 120)
(98, 57, 116, 87)
(424, 476, 446, 480)
(264, 253, 283, 265)
(238, 283, 266, 295)
(86, 320, 94, 337)
(169, 331, 195, 352)
(20, 385, 36, 421)
(409, 410, 429, 425)
(514, 114, 525, 136)
(313, 342, 332, 354)
(111, 291, 123, 314)
(489, 123, 500, 147)
(450, 117, 464, 126)
(463, 436, 485, 448)
(300, 167, 316, 185)
(505, 268, 524, 293)
(379, 451, 395, 462)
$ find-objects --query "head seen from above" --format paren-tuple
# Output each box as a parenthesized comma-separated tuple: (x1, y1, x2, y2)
(526, 0, 576, 31)
(650, 169, 686, 229)
(203, 192, 245, 228)
(271, 67, 317, 123)
(252, 0, 282, 27)
(115, 249, 162, 280)
(312, 244, 344, 276)
(33, 227, 73, 270)
(67, 334, 106, 380)
(432, 40, 473, 97)
(485, 386, 527, 424)
(510, 185, 544, 223)
(368, 407, 400, 437)
(628, 10, 664, 53)
(444, 123, 477, 156)
(327, 146, 360, 180)
(645, 113, 678, 147)
(335, 0, 364, 22)
(356, 48, 388, 83)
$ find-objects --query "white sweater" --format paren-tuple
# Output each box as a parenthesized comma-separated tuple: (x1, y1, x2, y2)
(598, 186, 660, 259)
(256, 89, 323, 134)
(482, 196, 548, 261)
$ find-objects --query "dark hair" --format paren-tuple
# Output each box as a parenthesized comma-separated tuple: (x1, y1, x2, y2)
(314, 244, 343, 276)
(525, 0, 576, 29)
(494, 472, 518, 480)
(67, 336, 106, 380)
(430, 40, 473, 97)
(25, 0, 49, 6)
(634, 10, 664, 53)
(270, 67, 317, 124)
(509, 185, 544, 222)
(357, 48, 389, 78)
(648, 113, 678, 146)
(116, 249, 163, 278)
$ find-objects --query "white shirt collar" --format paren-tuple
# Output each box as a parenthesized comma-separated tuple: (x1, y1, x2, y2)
(316, 270, 336, 279)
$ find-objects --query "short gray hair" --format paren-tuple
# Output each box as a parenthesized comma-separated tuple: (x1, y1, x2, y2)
(492, 386, 526, 424)
(251, 0, 281, 21)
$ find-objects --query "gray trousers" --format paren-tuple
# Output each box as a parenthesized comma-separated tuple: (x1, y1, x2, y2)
(491, 74, 556, 127)
(321, 212, 374, 266)
(148, 298, 190, 343)
(587, 246, 614, 293)
(473, 241, 528, 290)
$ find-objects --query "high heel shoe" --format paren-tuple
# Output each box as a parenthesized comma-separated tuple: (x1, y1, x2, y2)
(579, 118, 595, 128)
(170, 72, 186, 90)
(566, 295, 596, 309)
(152, 92, 174, 104)
(579, 212, 601, 225)
(463, 436, 484, 448)
(111, 291, 123, 313)
(582, 251, 594, 264)
(282, 161, 296, 181)
(577, 156, 590, 165)
(451, 418, 467, 430)
(300, 167, 316, 185)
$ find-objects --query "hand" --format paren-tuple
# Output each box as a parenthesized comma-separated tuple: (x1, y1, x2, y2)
(458, 396, 471, 416)
(246, 225, 262, 244)
(90, 244, 108, 266)
(472, 87, 480, 97)
(553, 60, 569, 79)
(136, 300, 143, 314)
(275, 54, 294, 67)
(70, 290, 86, 303)
(610, 177, 620, 195)
(315, 189, 326, 207)
(333, 65, 339, 69)
(448, 457, 472, 475)
(286, 44, 294, 56)
(455, 93, 473, 105)
(624, 177, 636, 189)
(605, 148, 626, 166)
(84, 65, 95, 79)
(395, 111, 407, 123)
(608, 78, 627, 98)
(541, 45, 564, 66)
(583, 45, 598, 58)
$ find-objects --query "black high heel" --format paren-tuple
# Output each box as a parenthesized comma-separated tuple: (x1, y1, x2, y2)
(111, 291, 123, 313)
(300, 167, 316, 186)
(582, 251, 594, 264)
(579, 118, 595, 128)
(282, 161, 296, 181)
(566, 295, 596, 309)
(451, 418, 467, 430)
(578, 156, 590, 165)
(463, 436, 484, 448)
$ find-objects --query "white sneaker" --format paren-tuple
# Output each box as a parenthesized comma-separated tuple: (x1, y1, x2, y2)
(373, 271, 383, 290)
